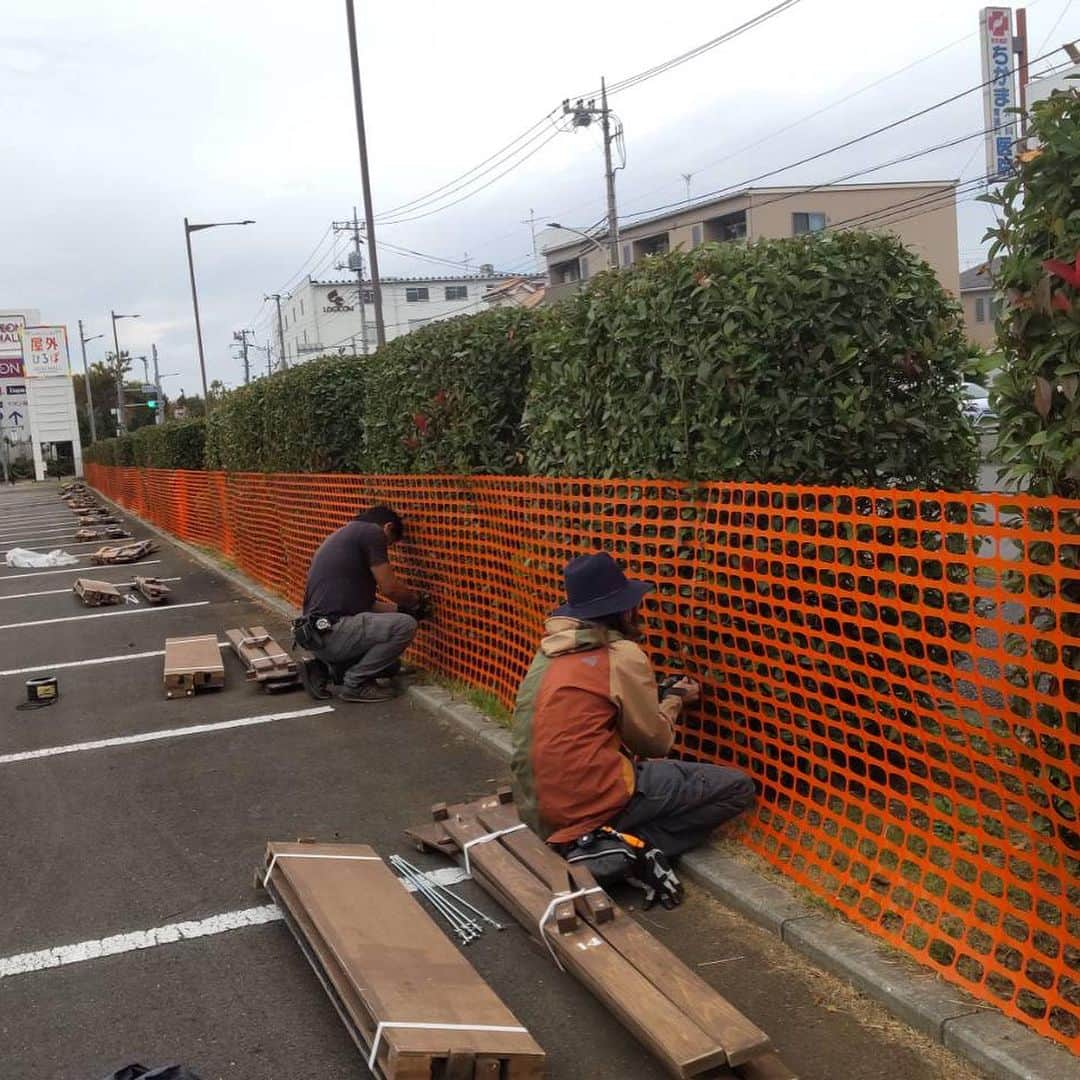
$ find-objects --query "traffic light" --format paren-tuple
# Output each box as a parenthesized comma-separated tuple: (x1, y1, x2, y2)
(146, 398, 158, 411)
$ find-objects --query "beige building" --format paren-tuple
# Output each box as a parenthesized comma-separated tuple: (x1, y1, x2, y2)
(543, 181, 960, 303)
(959, 260, 1000, 349)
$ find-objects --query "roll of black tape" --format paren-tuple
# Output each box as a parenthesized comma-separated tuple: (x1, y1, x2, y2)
(19, 675, 59, 710)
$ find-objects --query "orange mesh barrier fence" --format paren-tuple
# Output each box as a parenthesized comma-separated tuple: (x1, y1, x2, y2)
(86, 463, 1080, 1050)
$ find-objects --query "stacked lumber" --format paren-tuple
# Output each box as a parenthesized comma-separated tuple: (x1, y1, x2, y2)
(73, 578, 123, 607)
(133, 576, 170, 604)
(409, 792, 796, 1080)
(92, 539, 157, 564)
(259, 841, 545, 1078)
(163, 634, 224, 698)
(75, 526, 132, 542)
(225, 625, 300, 692)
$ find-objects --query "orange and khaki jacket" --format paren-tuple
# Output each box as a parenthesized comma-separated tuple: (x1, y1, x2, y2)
(511, 616, 682, 845)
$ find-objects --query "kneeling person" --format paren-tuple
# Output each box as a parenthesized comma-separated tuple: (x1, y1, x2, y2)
(511, 552, 755, 907)
(300, 506, 422, 703)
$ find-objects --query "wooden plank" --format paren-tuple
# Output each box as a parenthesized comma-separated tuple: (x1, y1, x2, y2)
(225, 625, 299, 689)
(133, 576, 170, 604)
(265, 841, 544, 1078)
(73, 578, 123, 607)
(163, 634, 225, 698)
(471, 800, 771, 1067)
(437, 809, 727, 1078)
(91, 539, 156, 565)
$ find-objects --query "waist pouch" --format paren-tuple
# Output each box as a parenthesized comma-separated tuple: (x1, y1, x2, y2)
(292, 614, 337, 651)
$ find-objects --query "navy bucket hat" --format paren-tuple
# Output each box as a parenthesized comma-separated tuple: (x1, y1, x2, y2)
(551, 552, 654, 620)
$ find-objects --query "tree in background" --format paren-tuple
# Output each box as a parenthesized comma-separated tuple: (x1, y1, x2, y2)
(984, 90, 1080, 497)
(73, 352, 156, 441)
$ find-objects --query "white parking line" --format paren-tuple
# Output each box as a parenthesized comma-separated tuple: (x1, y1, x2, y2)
(0, 639, 226, 678)
(0, 539, 113, 556)
(0, 577, 181, 602)
(0, 516, 80, 530)
(0, 560, 163, 581)
(0, 600, 208, 631)
(0, 705, 334, 765)
(0, 525, 85, 541)
(0, 905, 283, 979)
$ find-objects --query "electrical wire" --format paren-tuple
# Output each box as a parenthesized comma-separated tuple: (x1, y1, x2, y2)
(618, 46, 1073, 227)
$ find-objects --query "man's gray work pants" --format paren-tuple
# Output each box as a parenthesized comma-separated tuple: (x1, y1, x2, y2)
(312, 612, 417, 688)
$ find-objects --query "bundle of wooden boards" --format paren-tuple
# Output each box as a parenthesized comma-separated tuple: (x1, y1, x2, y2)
(133, 576, 170, 604)
(92, 539, 156, 564)
(73, 578, 123, 607)
(408, 791, 794, 1080)
(259, 841, 545, 1078)
(75, 525, 131, 541)
(225, 625, 300, 692)
(163, 634, 224, 698)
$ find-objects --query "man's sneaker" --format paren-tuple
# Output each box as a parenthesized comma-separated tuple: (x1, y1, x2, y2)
(338, 681, 396, 703)
(298, 657, 333, 701)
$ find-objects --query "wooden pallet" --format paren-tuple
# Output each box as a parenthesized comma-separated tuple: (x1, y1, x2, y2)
(92, 539, 157, 565)
(259, 841, 545, 1078)
(73, 578, 124, 607)
(225, 625, 300, 691)
(133, 576, 170, 604)
(410, 793, 795, 1080)
(74, 526, 132, 542)
(163, 634, 224, 698)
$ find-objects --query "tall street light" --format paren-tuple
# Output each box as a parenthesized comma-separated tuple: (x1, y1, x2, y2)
(77, 320, 104, 443)
(110, 311, 140, 435)
(546, 223, 608, 282)
(184, 217, 254, 410)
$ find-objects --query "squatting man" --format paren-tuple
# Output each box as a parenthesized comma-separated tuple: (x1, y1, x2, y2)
(294, 506, 430, 703)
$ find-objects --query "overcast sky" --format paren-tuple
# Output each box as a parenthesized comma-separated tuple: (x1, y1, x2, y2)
(3, 0, 1079, 395)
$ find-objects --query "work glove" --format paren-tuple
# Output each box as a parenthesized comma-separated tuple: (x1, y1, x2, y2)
(629, 847, 684, 910)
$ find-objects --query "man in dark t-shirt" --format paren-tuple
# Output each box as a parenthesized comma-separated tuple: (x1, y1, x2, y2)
(301, 505, 422, 703)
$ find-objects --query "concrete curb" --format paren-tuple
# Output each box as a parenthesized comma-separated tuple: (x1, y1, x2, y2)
(92, 488, 1080, 1080)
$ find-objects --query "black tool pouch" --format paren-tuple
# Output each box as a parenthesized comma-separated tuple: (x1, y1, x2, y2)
(292, 616, 327, 651)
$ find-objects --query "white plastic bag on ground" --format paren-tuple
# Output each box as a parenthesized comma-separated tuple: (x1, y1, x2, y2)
(4, 548, 80, 568)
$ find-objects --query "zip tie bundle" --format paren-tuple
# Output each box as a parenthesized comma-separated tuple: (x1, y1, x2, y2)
(367, 1021, 528, 1071)
(263, 851, 381, 890)
(462, 823, 527, 877)
(537, 887, 605, 970)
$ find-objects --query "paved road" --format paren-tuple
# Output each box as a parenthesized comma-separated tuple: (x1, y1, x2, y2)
(0, 484, 981, 1080)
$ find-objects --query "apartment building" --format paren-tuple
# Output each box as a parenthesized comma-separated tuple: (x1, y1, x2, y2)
(274, 272, 524, 364)
(543, 181, 961, 303)
(959, 260, 1001, 349)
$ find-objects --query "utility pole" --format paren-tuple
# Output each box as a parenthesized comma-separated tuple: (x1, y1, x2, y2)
(152, 344, 163, 425)
(344, 0, 386, 348)
(265, 293, 288, 371)
(331, 207, 370, 356)
(77, 319, 100, 444)
(233, 330, 252, 384)
(563, 79, 622, 268)
(1016, 8, 1030, 141)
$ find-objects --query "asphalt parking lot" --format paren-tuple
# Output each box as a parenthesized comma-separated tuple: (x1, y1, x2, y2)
(0, 484, 985, 1080)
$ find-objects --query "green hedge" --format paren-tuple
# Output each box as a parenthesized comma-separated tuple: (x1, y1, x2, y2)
(86, 419, 206, 470)
(363, 307, 538, 473)
(204, 356, 367, 472)
(525, 233, 979, 488)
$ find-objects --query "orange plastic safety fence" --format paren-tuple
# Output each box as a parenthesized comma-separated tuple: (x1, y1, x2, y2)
(85, 464, 1080, 1050)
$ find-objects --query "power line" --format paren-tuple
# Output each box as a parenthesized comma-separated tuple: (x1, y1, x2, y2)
(619, 46, 1073, 227)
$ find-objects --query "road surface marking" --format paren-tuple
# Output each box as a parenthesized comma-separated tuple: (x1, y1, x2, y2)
(0, 525, 84, 541)
(0, 560, 162, 582)
(0, 600, 208, 631)
(0, 516, 80, 531)
(0, 905, 283, 979)
(0, 638, 225, 678)
(0, 577, 181, 602)
(0, 539, 118, 556)
(0, 705, 335, 765)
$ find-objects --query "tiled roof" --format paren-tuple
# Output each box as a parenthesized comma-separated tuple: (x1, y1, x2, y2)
(959, 257, 1001, 292)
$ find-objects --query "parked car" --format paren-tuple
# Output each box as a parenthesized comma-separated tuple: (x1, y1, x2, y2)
(962, 382, 994, 427)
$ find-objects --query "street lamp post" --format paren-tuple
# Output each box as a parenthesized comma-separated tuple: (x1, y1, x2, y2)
(184, 217, 254, 410)
(77, 320, 104, 443)
(110, 311, 140, 435)
(546, 222, 608, 280)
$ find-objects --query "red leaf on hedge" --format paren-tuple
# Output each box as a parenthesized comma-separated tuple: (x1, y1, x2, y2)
(1041, 255, 1080, 289)
(413, 413, 429, 433)
(1051, 291, 1072, 313)
(434, 389, 448, 406)
(1034, 376, 1053, 419)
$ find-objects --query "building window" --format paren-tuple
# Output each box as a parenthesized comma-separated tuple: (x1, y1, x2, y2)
(703, 210, 747, 243)
(361, 288, 375, 304)
(632, 233, 670, 261)
(299, 299, 305, 316)
(445, 285, 468, 301)
(793, 212, 827, 235)
(282, 313, 288, 330)
(622, 243, 632, 267)
(552, 258, 581, 285)
(406, 287, 430, 302)
(990, 297, 1002, 319)
(579, 257, 590, 281)
(292, 305, 296, 321)
(691, 224, 703, 246)
(303, 328, 308, 344)
(975, 297, 986, 323)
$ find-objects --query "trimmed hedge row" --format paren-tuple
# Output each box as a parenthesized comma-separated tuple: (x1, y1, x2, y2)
(85, 419, 206, 470)
(83, 233, 979, 488)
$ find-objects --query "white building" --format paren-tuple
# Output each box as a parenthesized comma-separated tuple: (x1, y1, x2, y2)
(272, 272, 541, 365)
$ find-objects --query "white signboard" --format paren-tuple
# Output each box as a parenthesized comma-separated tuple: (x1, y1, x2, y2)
(23, 325, 70, 377)
(0, 315, 25, 379)
(981, 7, 1017, 180)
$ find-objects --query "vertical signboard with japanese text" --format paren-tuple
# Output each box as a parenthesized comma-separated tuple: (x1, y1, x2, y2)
(981, 7, 1017, 180)
(23, 324, 83, 480)
(23, 326, 70, 378)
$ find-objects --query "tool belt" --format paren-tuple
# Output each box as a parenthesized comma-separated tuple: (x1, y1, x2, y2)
(291, 614, 338, 651)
